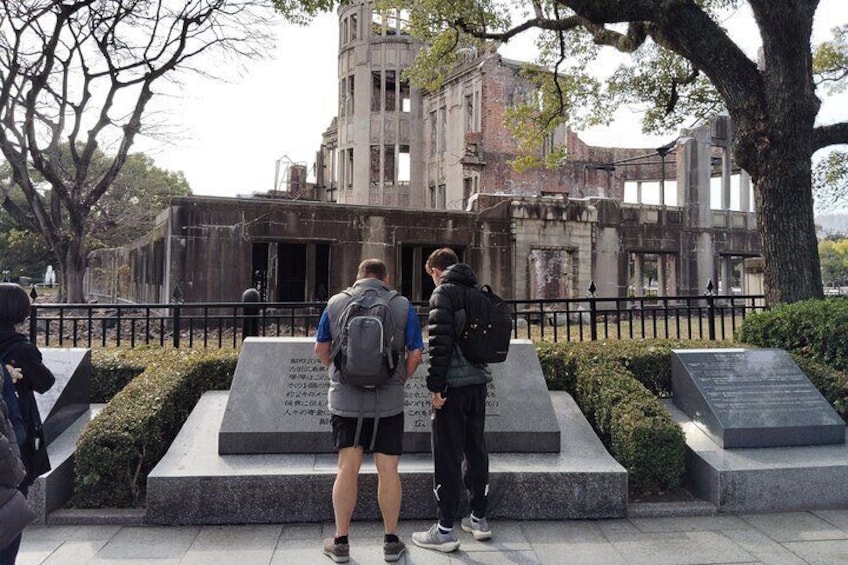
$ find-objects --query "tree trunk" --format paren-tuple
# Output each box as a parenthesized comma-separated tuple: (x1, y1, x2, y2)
(751, 134, 823, 305)
(63, 242, 87, 304)
(735, 3, 822, 306)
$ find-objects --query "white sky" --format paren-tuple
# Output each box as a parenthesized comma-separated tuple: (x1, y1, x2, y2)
(136, 1, 848, 199)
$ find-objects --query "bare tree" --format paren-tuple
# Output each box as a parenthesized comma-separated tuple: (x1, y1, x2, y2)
(0, 0, 272, 302)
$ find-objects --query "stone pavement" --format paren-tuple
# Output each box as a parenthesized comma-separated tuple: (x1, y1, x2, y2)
(16, 510, 848, 564)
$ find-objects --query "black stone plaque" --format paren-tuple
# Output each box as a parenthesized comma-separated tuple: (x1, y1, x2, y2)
(218, 337, 560, 454)
(671, 348, 845, 448)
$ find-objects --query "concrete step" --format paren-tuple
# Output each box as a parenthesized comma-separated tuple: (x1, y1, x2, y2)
(146, 390, 628, 524)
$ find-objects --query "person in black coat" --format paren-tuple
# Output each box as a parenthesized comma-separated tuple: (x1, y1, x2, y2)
(412, 248, 492, 553)
(0, 283, 54, 565)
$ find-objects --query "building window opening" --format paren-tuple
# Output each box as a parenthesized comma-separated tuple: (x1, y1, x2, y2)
(398, 146, 410, 183)
(278, 243, 307, 302)
(345, 148, 353, 189)
(370, 145, 381, 186)
(345, 75, 355, 115)
(437, 184, 446, 209)
(385, 70, 397, 112)
(437, 107, 446, 153)
(401, 245, 440, 301)
(383, 145, 395, 183)
(350, 13, 358, 41)
(314, 244, 331, 301)
(400, 78, 410, 112)
(371, 71, 382, 111)
(429, 111, 437, 155)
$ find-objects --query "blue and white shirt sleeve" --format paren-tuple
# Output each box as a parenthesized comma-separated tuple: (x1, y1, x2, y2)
(316, 310, 332, 343)
(405, 303, 424, 351)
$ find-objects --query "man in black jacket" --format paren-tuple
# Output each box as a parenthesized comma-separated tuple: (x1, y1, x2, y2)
(412, 248, 492, 553)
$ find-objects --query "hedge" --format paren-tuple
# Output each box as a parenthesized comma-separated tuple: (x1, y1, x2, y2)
(791, 354, 848, 423)
(536, 339, 727, 494)
(90, 349, 147, 403)
(738, 298, 848, 371)
(74, 348, 238, 507)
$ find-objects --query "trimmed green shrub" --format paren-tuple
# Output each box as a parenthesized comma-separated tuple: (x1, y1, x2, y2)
(738, 298, 848, 371)
(536, 339, 734, 494)
(536, 341, 683, 493)
(90, 350, 147, 403)
(792, 355, 848, 423)
(74, 348, 238, 507)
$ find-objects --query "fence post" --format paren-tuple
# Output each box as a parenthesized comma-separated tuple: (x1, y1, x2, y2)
(242, 287, 261, 340)
(588, 280, 598, 341)
(705, 279, 716, 341)
(172, 285, 184, 348)
(29, 286, 38, 345)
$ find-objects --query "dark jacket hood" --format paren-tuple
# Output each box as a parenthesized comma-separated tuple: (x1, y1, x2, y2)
(441, 263, 479, 288)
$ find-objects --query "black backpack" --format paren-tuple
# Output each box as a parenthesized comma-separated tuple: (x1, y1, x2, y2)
(459, 284, 512, 364)
(331, 286, 400, 387)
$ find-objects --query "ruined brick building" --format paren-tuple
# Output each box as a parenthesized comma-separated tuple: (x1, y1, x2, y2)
(86, 1, 761, 305)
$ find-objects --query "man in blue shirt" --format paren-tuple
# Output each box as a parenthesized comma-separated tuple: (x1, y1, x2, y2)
(315, 259, 423, 563)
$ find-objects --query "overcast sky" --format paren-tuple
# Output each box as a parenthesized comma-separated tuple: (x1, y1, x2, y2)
(135, 1, 848, 199)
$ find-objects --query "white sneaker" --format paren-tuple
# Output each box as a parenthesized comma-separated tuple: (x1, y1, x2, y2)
(411, 524, 460, 552)
(461, 515, 492, 541)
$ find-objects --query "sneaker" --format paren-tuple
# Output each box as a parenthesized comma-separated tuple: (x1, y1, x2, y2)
(411, 524, 460, 553)
(383, 537, 407, 562)
(322, 537, 350, 563)
(461, 515, 492, 541)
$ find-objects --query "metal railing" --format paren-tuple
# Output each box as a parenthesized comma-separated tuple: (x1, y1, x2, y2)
(26, 282, 766, 349)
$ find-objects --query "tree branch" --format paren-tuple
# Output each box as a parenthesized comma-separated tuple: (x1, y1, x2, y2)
(813, 122, 848, 152)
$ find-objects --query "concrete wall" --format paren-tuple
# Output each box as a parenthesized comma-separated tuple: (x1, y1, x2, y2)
(87, 190, 760, 304)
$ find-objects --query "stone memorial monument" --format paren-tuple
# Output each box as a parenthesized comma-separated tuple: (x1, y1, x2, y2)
(671, 348, 845, 448)
(38, 348, 91, 445)
(218, 337, 560, 454)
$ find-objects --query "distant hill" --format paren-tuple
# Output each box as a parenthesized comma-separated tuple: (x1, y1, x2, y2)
(816, 213, 848, 238)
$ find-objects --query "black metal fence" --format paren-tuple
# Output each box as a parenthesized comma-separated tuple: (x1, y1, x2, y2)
(27, 284, 766, 349)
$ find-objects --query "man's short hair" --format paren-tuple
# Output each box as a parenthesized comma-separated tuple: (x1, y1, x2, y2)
(0, 283, 31, 325)
(357, 259, 388, 281)
(425, 248, 459, 274)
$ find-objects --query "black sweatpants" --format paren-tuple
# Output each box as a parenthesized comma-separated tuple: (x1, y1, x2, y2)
(431, 383, 489, 529)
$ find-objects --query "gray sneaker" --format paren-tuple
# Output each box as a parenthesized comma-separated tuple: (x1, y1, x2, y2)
(383, 537, 407, 562)
(461, 515, 492, 541)
(411, 524, 460, 552)
(322, 537, 350, 563)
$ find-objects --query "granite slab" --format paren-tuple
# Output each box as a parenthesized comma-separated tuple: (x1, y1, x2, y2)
(667, 399, 848, 513)
(218, 337, 560, 454)
(36, 348, 92, 445)
(671, 348, 845, 448)
(147, 390, 626, 524)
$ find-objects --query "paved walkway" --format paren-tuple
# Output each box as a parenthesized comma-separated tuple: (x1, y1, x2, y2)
(15, 510, 848, 564)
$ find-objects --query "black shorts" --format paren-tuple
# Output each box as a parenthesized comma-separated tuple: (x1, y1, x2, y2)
(331, 413, 404, 455)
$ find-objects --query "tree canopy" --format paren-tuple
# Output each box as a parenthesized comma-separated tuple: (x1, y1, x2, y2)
(274, 0, 847, 305)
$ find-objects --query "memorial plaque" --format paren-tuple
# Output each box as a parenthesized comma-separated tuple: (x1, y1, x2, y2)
(672, 348, 845, 448)
(218, 337, 560, 454)
(39, 348, 92, 445)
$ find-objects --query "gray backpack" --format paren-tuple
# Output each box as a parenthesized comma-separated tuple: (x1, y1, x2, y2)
(331, 287, 400, 387)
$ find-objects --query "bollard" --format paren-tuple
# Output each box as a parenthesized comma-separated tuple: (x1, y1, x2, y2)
(242, 288, 261, 340)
